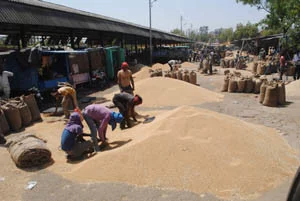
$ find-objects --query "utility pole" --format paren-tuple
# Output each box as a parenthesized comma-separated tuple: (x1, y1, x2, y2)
(180, 16, 183, 34)
(149, 0, 157, 67)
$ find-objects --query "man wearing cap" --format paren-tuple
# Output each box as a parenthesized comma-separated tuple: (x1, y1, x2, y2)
(117, 62, 134, 94)
(113, 93, 143, 129)
(82, 104, 123, 151)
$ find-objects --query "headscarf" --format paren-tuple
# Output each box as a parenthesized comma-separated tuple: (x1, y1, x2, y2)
(65, 112, 83, 135)
(109, 112, 124, 131)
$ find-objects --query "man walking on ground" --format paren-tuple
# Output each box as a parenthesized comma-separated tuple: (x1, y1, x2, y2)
(117, 62, 134, 95)
(113, 93, 143, 129)
(293, 50, 300, 80)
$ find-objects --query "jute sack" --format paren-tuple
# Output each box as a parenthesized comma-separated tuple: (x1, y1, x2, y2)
(251, 62, 258, 74)
(225, 60, 230, 68)
(183, 71, 190, 82)
(177, 71, 183, 80)
(7, 133, 52, 168)
(237, 78, 246, 93)
(228, 79, 237, 93)
(263, 85, 278, 107)
(277, 82, 286, 105)
(221, 77, 229, 92)
(220, 59, 226, 68)
(18, 102, 32, 126)
(189, 71, 197, 85)
(0, 109, 10, 135)
(245, 78, 254, 93)
(257, 62, 266, 75)
(171, 71, 177, 79)
(203, 59, 210, 71)
(254, 79, 263, 94)
(23, 94, 41, 122)
(164, 71, 171, 78)
(286, 66, 296, 76)
(224, 70, 230, 75)
(259, 82, 267, 104)
(229, 60, 235, 68)
(2, 104, 22, 131)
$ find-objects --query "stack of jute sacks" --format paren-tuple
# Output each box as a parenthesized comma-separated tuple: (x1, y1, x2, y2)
(251, 61, 268, 75)
(164, 69, 197, 85)
(0, 94, 41, 136)
(220, 59, 235, 68)
(221, 73, 266, 94)
(149, 69, 163, 77)
(259, 80, 286, 107)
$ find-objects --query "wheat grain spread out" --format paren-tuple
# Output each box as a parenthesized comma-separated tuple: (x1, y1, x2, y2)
(63, 106, 298, 200)
(105, 77, 224, 107)
(286, 80, 300, 97)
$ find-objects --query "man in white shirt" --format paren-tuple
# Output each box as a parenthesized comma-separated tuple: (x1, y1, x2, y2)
(168, 60, 177, 71)
(293, 50, 300, 80)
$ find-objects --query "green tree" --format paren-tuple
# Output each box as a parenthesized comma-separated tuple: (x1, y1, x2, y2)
(236, 0, 300, 35)
(170, 28, 186, 37)
(233, 22, 258, 40)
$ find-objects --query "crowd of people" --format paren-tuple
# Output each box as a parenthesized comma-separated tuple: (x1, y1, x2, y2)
(58, 62, 143, 161)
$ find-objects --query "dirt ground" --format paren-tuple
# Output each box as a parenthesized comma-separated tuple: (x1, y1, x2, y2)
(1, 63, 300, 201)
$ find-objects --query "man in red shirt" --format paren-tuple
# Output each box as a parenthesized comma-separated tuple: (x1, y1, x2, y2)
(279, 54, 286, 80)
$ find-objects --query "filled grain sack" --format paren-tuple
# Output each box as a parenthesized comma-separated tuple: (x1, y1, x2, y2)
(263, 85, 278, 107)
(2, 104, 22, 131)
(277, 82, 286, 105)
(229, 60, 235, 68)
(286, 66, 296, 76)
(189, 71, 197, 85)
(7, 133, 52, 168)
(259, 82, 267, 104)
(221, 77, 229, 92)
(245, 78, 254, 93)
(23, 94, 41, 122)
(251, 62, 258, 74)
(225, 60, 230, 68)
(228, 79, 237, 93)
(254, 79, 263, 94)
(224, 70, 230, 75)
(177, 71, 183, 80)
(18, 102, 32, 126)
(257, 62, 266, 75)
(183, 71, 190, 83)
(171, 71, 177, 79)
(164, 71, 171, 78)
(220, 59, 226, 68)
(0, 109, 10, 135)
(237, 78, 246, 93)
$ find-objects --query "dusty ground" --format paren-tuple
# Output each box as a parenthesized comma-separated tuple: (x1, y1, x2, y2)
(1, 63, 300, 201)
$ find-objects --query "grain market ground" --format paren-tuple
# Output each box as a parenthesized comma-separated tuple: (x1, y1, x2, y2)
(1, 63, 299, 201)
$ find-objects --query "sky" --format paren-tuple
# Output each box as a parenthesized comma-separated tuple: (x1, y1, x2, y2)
(45, 0, 267, 32)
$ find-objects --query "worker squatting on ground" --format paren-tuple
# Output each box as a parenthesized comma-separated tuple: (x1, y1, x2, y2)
(82, 104, 123, 152)
(51, 86, 79, 118)
(61, 112, 94, 160)
(117, 62, 135, 94)
(0, 69, 14, 99)
(112, 92, 143, 129)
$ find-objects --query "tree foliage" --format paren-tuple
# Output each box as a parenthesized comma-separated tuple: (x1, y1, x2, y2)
(236, 0, 300, 34)
(170, 28, 186, 37)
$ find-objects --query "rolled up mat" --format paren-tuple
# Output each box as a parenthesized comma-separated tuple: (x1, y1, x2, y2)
(7, 133, 52, 168)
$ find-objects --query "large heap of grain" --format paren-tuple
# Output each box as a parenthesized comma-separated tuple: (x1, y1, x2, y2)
(132, 66, 151, 82)
(286, 80, 300, 97)
(152, 63, 170, 71)
(66, 106, 298, 200)
(105, 77, 223, 107)
(181, 62, 198, 68)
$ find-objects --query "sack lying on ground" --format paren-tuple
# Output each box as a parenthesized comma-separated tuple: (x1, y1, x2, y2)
(7, 133, 52, 168)
(23, 94, 41, 122)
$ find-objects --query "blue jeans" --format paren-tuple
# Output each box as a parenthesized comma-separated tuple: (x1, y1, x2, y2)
(82, 111, 100, 151)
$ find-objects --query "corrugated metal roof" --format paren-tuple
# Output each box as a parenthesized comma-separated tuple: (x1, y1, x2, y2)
(0, 0, 190, 42)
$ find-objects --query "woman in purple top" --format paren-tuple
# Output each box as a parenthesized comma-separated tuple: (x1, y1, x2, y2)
(61, 112, 94, 160)
(82, 104, 123, 152)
